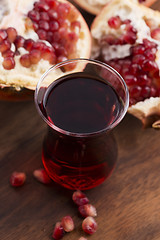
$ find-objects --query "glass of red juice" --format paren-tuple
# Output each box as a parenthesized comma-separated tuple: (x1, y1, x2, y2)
(34, 58, 129, 190)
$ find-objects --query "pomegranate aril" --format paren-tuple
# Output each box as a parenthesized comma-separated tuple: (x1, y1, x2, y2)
(48, 9, 58, 20)
(10, 172, 26, 187)
(28, 10, 40, 22)
(141, 86, 151, 98)
(142, 60, 158, 72)
(143, 38, 157, 49)
(131, 44, 145, 55)
(123, 31, 137, 44)
(61, 216, 74, 232)
(72, 190, 89, 206)
(41, 46, 56, 64)
(79, 204, 97, 218)
(82, 217, 97, 235)
(0, 40, 11, 53)
(34, 2, 50, 12)
(46, 0, 59, 9)
(56, 3, 70, 18)
(132, 54, 145, 64)
(20, 54, 31, 68)
(33, 168, 52, 184)
(6, 27, 17, 42)
(24, 39, 35, 51)
(32, 41, 45, 50)
(14, 35, 25, 48)
(0, 29, 7, 43)
(50, 21, 59, 32)
(38, 20, 50, 31)
(52, 222, 65, 240)
(40, 11, 50, 21)
(3, 57, 15, 70)
(151, 28, 160, 40)
(2, 50, 14, 58)
(108, 16, 121, 29)
(71, 21, 81, 31)
(37, 29, 47, 40)
(144, 48, 157, 60)
(137, 74, 151, 86)
(129, 85, 142, 98)
(29, 50, 41, 64)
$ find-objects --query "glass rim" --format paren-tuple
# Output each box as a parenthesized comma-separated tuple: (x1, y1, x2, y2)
(34, 58, 129, 137)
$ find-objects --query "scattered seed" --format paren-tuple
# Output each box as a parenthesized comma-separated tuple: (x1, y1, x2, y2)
(10, 171, 26, 187)
(33, 168, 51, 184)
(61, 215, 74, 232)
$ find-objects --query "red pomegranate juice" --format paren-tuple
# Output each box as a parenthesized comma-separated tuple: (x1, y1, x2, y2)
(40, 72, 123, 190)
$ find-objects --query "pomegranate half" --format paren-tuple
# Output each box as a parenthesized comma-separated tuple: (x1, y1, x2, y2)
(0, 0, 91, 100)
(72, 0, 158, 15)
(91, 0, 160, 128)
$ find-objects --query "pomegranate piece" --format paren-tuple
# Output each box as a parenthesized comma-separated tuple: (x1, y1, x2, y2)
(6, 27, 17, 43)
(79, 204, 97, 218)
(82, 216, 97, 235)
(10, 171, 26, 187)
(61, 216, 74, 232)
(0, 29, 7, 43)
(33, 168, 52, 184)
(72, 190, 89, 206)
(52, 222, 65, 240)
(2, 57, 15, 70)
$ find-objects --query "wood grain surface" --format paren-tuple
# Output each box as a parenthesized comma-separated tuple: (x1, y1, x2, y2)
(1, 1, 160, 240)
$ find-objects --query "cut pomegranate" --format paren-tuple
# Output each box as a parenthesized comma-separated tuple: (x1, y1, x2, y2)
(52, 222, 65, 240)
(10, 171, 26, 187)
(61, 216, 74, 232)
(72, 190, 89, 206)
(82, 216, 97, 235)
(33, 168, 52, 184)
(79, 204, 97, 218)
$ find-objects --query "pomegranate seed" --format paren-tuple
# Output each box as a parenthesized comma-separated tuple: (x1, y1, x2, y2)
(142, 60, 158, 72)
(20, 54, 31, 68)
(29, 49, 41, 64)
(6, 27, 17, 42)
(46, 0, 59, 9)
(14, 35, 25, 48)
(129, 85, 142, 98)
(82, 217, 97, 235)
(55, 46, 67, 57)
(137, 74, 151, 86)
(143, 38, 157, 49)
(33, 168, 51, 184)
(0, 29, 7, 43)
(38, 20, 50, 31)
(125, 75, 137, 86)
(79, 204, 97, 218)
(56, 3, 70, 18)
(52, 222, 65, 240)
(37, 29, 47, 40)
(40, 12, 50, 21)
(52, 31, 60, 42)
(2, 50, 14, 58)
(10, 172, 26, 187)
(28, 10, 40, 22)
(144, 48, 157, 60)
(50, 21, 59, 32)
(2, 57, 15, 70)
(61, 216, 74, 232)
(72, 190, 89, 206)
(32, 41, 45, 50)
(34, 2, 50, 12)
(151, 28, 160, 40)
(41, 46, 56, 64)
(123, 31, 137, 44)
(48, 9, 58, 20)
(131, 44, 145, 55)
(132, 54, 145, 64)
(71, 21, 81, 31)
(141, 86, 151, 98)
(0, 40, 11, 53)
(24, 39, 34, 51)
(47, 31, 53, 42)
(108, 16, 121, 29)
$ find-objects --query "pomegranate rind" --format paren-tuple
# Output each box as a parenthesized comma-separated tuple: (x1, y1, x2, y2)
(72, 0, 157, 15)
(0, 0, 91, 93)
(90, 0, 160, 128)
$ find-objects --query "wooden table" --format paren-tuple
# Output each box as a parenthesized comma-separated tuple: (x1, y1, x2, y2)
(1, 1, 160, 240)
